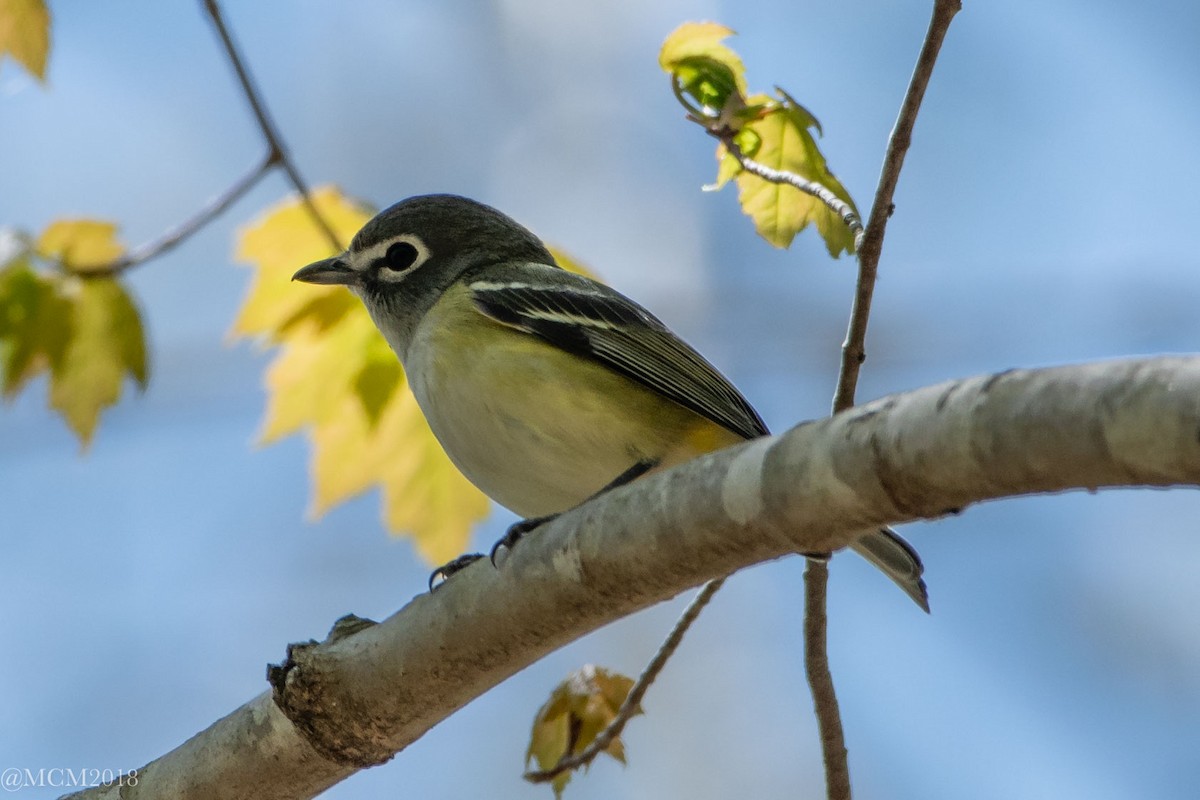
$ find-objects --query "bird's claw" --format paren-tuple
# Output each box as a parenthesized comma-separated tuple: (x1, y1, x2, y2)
(428, 552, 484, 591)
(489, 514, 556, 566)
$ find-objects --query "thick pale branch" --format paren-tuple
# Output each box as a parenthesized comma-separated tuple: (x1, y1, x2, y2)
(63, 356, 1200, 800)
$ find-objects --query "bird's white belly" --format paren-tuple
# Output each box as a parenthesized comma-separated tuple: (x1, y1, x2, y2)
(420, 391, 643, 516)
(403, 315, 696, 518)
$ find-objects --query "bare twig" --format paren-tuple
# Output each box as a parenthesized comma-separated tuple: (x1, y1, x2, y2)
(804, 556, 850, 798)
(804, 557, 849, 800)
(524, 577, 727, 784)
(666, 8, 962, 798)
(94, 154, 275, 276)
(60, 1, 342, 279)
(834, 0, 962, 412)
(807, 3, 961, 799)
(719, 132, 865, 249)
(200, 0, 343, 252)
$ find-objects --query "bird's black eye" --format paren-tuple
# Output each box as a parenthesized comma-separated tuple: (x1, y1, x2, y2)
(384, 241, 420, 272)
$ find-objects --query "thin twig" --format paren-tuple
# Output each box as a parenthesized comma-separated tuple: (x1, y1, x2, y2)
(524, 577, 727, 784)
(719, 132, 864, 250)
(807, 3, 961, 799)
(804, 557, 850, 799)
(833, 0, 961, 413)
(62, 1, 344, 278)
(201, 0, 343, 252)
(93, 155, 275, 276)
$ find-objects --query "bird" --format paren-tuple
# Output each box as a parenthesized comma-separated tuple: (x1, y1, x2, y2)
(292, 194, 928, 610)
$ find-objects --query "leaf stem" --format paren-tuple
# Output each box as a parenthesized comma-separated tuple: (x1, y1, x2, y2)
(673, 73, 865, 249)
(719, 132, 865, 250)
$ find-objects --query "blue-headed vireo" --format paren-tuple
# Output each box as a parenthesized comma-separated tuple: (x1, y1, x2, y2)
(292, 194, 928, 610)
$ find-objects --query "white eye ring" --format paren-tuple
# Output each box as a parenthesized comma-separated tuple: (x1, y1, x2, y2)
(356, 234, 431, 282)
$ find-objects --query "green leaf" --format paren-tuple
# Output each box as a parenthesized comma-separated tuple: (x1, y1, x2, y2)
(672, 56, 743, 115)
(0, 0, 50, 82)
(48, 277, 148, 446)
(525, 665, 639, 798)
(660, 21, 748, 110)
(664, 23, 859, 255)
(718, 92, 859, 255)
(709, 127, 761, 190)
(0, 260, 70, 396)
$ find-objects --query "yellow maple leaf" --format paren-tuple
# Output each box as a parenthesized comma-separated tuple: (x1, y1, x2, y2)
(546, 245, 597, 280)
(36, 219, 125, 272)
(716, 94, 858, 255)
(232, 187, 366, 340)
(526, 665, 639, 798)
(0, 0, 50, 82)
(233, 187, 492, 564)
(661, 23, 859, 256)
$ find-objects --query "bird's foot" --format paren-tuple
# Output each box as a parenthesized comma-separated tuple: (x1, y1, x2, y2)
(428, 552, 484, 591)
(489, 513, 559, 566)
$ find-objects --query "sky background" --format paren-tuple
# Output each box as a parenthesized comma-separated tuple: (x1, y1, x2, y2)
(2, 1, 1199, 798)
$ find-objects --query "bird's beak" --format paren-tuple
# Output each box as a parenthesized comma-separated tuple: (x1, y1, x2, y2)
(292, 257, 359, 286)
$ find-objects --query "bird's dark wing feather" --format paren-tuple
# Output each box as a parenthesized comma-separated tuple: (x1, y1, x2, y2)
(470, 268, 929, 611)
(469, 272, 768, 440)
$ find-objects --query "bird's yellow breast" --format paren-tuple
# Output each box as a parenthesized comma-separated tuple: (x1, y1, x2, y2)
(402, 284, 743, 517)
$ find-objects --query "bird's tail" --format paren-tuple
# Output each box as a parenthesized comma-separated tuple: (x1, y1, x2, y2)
(848, 527, 929, 612)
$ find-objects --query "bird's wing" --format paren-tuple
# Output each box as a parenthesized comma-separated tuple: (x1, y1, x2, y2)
(471, 266, 930, 612)
(468, 269, 769, 440)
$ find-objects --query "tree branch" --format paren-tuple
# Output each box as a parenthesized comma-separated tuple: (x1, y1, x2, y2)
(200, 0, 343, 252)
(812, 3, 961, 796)
(60, 356, 1200, 800)
(96, 155, 275, 276)
(834, 0, 961, 409)
(804, 556, 850, 798)
(61, 1, 342, 279)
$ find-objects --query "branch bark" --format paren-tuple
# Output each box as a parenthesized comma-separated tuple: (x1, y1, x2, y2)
(63, 356, 1200, 800)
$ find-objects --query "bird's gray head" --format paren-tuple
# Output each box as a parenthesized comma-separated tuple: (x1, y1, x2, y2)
(292, 194, 556, 357)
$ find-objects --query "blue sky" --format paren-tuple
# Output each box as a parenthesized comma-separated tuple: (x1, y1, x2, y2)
(2, 2, 1199, 798)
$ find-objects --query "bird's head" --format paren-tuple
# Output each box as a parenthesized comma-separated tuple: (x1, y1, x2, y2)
(292, 194, 555, 357)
